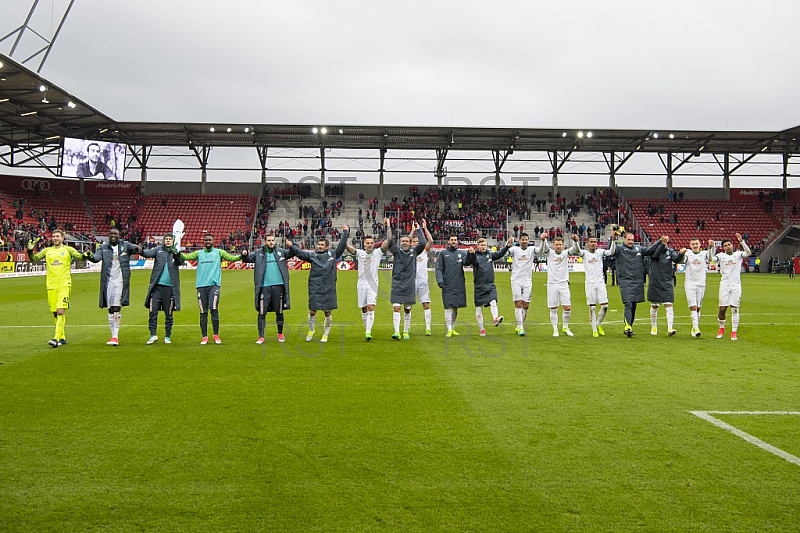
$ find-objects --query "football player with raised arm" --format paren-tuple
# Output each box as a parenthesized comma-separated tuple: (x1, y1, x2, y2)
(345, 219, 391, 341)
(680, 238, 715, 337)
(712, 233, 751, 340)
(573, 234, 616, 337)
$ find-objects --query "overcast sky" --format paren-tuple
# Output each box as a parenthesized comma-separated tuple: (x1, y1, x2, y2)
(3, 0, 799, 131)
(2, 1, 799, 187)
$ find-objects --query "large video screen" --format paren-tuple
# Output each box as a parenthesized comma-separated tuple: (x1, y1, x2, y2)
(61, 138, 126, 181)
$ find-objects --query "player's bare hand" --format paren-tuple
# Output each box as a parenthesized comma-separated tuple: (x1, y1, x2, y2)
(735, 232, 743, 242)
(286, 239, 293, 247)
(383, 217, 390, 227)
(660, 235, 669, 244)
(571, 234, 579, 242)
(679, 247, 687, 255)
(708, 239, 715, 248)
(242, 249, 249, 256)
(468, 247, 475, 253)
(507, 237, 515, 247)
(541, 232, 548, 239)
(421, 219, 427, 228)
(343, 225, 349, 232)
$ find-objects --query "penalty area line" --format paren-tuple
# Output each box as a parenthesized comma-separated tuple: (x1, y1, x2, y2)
(690, 410, 800, 467)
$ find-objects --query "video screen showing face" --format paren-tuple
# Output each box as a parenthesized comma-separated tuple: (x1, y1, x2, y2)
(62, 138, 125, 181)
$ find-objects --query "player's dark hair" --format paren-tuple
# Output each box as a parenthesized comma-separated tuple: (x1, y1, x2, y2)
(204, 233, 213, 238)
(364, 235, 374, 241)
(109, 227, 120, 234)
(449, 234, 459, 240)
(319, 238, 330, 248)
(721, 239, 732, 246)
(520, 233, 529, 238)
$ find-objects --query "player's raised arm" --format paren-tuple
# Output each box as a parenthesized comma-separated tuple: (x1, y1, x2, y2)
(335, 226, 350, 258)
(536, 233, 549, 254)
(288, 240, 311, 262)
(737, 233, 751, 257)
(180, 249, 200, 261)
(569, 233, 580, 255)
(218, 249, 242, 262)
(85, 244, 103, 263)
(642, 237, 664, 257)
(490, 238, 513, 261)
(26, 237, 46, 262)
(603, 238, 617, 256)
(380, 218, 392, 253)
(421, 219, 433, 252)
(66, 246, 84, 261)
(706, 239, 716, 255)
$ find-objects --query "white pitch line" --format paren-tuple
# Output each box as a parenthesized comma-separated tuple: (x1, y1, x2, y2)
(690, 410, 800, 467)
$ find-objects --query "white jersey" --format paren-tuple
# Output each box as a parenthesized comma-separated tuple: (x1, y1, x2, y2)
(356, 248, 383, 288)
(415, 250, 429, 286)
(108, 244, 123, 284)
(508, 246, 535, 283)
(546, 249, 571, 284)
(715, 250, 749, 286)
(683, 249, 710, 286)
(578, 245, 613, 284)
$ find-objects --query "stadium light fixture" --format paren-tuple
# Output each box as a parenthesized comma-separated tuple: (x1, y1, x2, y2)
(209, 127, 215, 132)
(244, 127, 250, 133)
(312, 127, 318, 134)
(226, 127, 232, 133)
(41, 96, 48, 104)
(99, 128, 108, 134)
(0, 60, 3, 68)
(67, 101, 76, 108)
(46, 135, 59, 140)
(669, 133, 675, 139)
(562, 132, 567, 137)
(761, 144, 769, 152)
(39, 85, 47, 92)
(339, 129, 343, 134)
(321, 127, 327, 134)
(586, 131, 593, 138)
(21, 111, 37, 116)
(577, 131, 584, 138)
(0, 98, 9, 103)
(652, 132, 659, 139)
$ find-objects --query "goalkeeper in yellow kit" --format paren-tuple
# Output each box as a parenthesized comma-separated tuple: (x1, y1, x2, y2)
(26, 229, 85, 347)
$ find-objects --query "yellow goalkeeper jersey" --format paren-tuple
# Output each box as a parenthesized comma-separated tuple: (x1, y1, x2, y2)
(30, 245, 83, 289)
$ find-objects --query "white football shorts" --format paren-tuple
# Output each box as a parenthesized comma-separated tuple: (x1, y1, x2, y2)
(511, 280, 532, 303)
(718, 283, 742, 308)
(684, 284, 706, 309)
(584, 282, 608, 306)
(547, 283, 571, 308)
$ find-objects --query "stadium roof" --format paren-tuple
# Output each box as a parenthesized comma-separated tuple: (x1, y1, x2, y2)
(2, 51, 799, 157)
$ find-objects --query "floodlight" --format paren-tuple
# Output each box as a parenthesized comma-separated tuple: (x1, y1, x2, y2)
(209, 127, 215, 132)
(652, 132, 659, 139)
(669, 133, 674, 139)
(577, 131, 584, 138)
(312, 127, 318, 134)
(586, 131, 593, 138)
(227, 127, 232, 132)
(321, 127, 327, 134)
(39, 85, 47, 92)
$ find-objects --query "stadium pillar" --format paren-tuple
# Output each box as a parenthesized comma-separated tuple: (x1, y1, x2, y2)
(319, 146, 326, 198)
(140, 145, 148, 194)
(783, 151, 789, 192)
(379, 147, 386, 200)
(665, 152, 673, 194)
(609, 151, 616, 189)
(78, 177, 84, 195)
(201, 168, 207, 194)
(551, 150, 559, 196)
(257, 146, 268, 192)
(722, 153, 730, 194)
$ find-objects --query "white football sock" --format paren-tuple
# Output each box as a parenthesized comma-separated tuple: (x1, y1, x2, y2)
(562, 309, 570, 329)
(444, 309, 453, 332)
(731, 308, 739, 332)
(476, 307, 484, 330)
(366, 311, 375, 334)
(108, 313, 115, 336)
(308, 314, 316, 332)
(403, 311, 411, 333)
(489, 300, 499, 320)
(718, 318, 726, 329)
(550, 308, 558, 332)
(424, 309, 431, 330)
(113, 312, 121, 338)
(515, 308, 523, 327)
(691, 310, 699, 330)
(651, 306, 659, 329)
(589, 306, 597, 331)
(666, 306, 674, 329)
(393, 311, 401, 334)
(361, 311, 368, 329)
(323, 316, 332, 337)
(598, 305, 608, 325)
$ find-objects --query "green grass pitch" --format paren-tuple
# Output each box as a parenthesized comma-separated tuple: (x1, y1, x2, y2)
(1, 268, 799, 531)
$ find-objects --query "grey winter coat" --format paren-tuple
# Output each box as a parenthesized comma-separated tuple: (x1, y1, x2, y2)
(436, 246, 474, 309)
(241, 246, 295, 311)
(87, 240, 139, 308)
(388, 229, 426, 305)
(611, 240, 661, 303)
(647, 242, 684, 303)
(290, 230, 349, 310)
(472, 245, 509, 306)
(140, 245, 184, 310)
